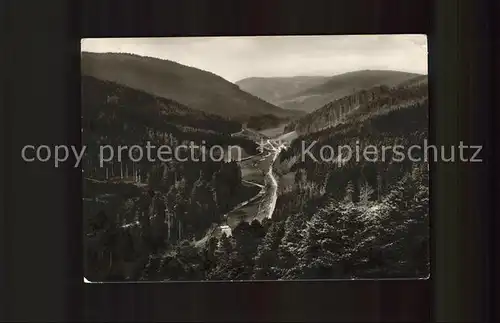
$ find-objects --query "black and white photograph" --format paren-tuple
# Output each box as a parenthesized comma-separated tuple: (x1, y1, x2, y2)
(82, 35, 430, 282)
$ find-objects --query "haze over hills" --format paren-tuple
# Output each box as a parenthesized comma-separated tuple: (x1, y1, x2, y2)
(81, 52, 304, 122)
(238, 70, 424, 113)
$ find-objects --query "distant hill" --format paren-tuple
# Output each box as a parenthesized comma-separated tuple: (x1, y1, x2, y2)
(81, 52, 303, 122)
(239, 70, 423, 113)
(235, 76, 330, 106)
(81, 75, 259, 163)
(245, 114, 285, 131)
(82, 75, 241, 135)
(285, 75, 428, 135)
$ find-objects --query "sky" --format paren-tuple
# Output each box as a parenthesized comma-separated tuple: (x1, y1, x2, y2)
(81, 35, 427, 83)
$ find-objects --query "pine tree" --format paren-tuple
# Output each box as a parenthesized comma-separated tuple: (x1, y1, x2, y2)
(376, 174, 383, 201)
(359, 180, 374, 204)
(253, 221, 285, 280)
(299, 211, 339, 279)
(344, 181, 355, 203)
(208, 233, 234, 280)
(277, 213, 306, 278)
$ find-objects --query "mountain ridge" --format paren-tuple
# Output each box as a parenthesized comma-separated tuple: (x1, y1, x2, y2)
(237, 70, 424, 113)
(236, 76, 330, 106)
(81, 52, 304, 122)
(285, 74, 429, 135)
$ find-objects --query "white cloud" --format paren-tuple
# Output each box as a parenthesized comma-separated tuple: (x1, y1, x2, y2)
(81, 35, 427, 82)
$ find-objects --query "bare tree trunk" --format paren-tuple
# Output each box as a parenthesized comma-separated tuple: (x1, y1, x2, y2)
(167, 211, 171, 240)
(377, 175, 382, 201)
(178, 220, 182, 241)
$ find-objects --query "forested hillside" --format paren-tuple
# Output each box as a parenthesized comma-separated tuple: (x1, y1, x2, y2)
(129, 76, 430, 281)
(81, 52, 303, 121)
(236, 76, 330, 105)
(83, 76, 261, 281)
(285, 75, 428, 135)
(239, 70, 422, 114)
(268, 81, 429, 278)
(245, 114, 286, 131)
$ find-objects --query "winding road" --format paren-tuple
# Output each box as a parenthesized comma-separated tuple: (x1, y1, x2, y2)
(85, 129, 292, 245)
(198, 134, 289, 243)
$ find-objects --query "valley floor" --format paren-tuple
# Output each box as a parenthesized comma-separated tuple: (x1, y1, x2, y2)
(197, 131, 291, 244)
